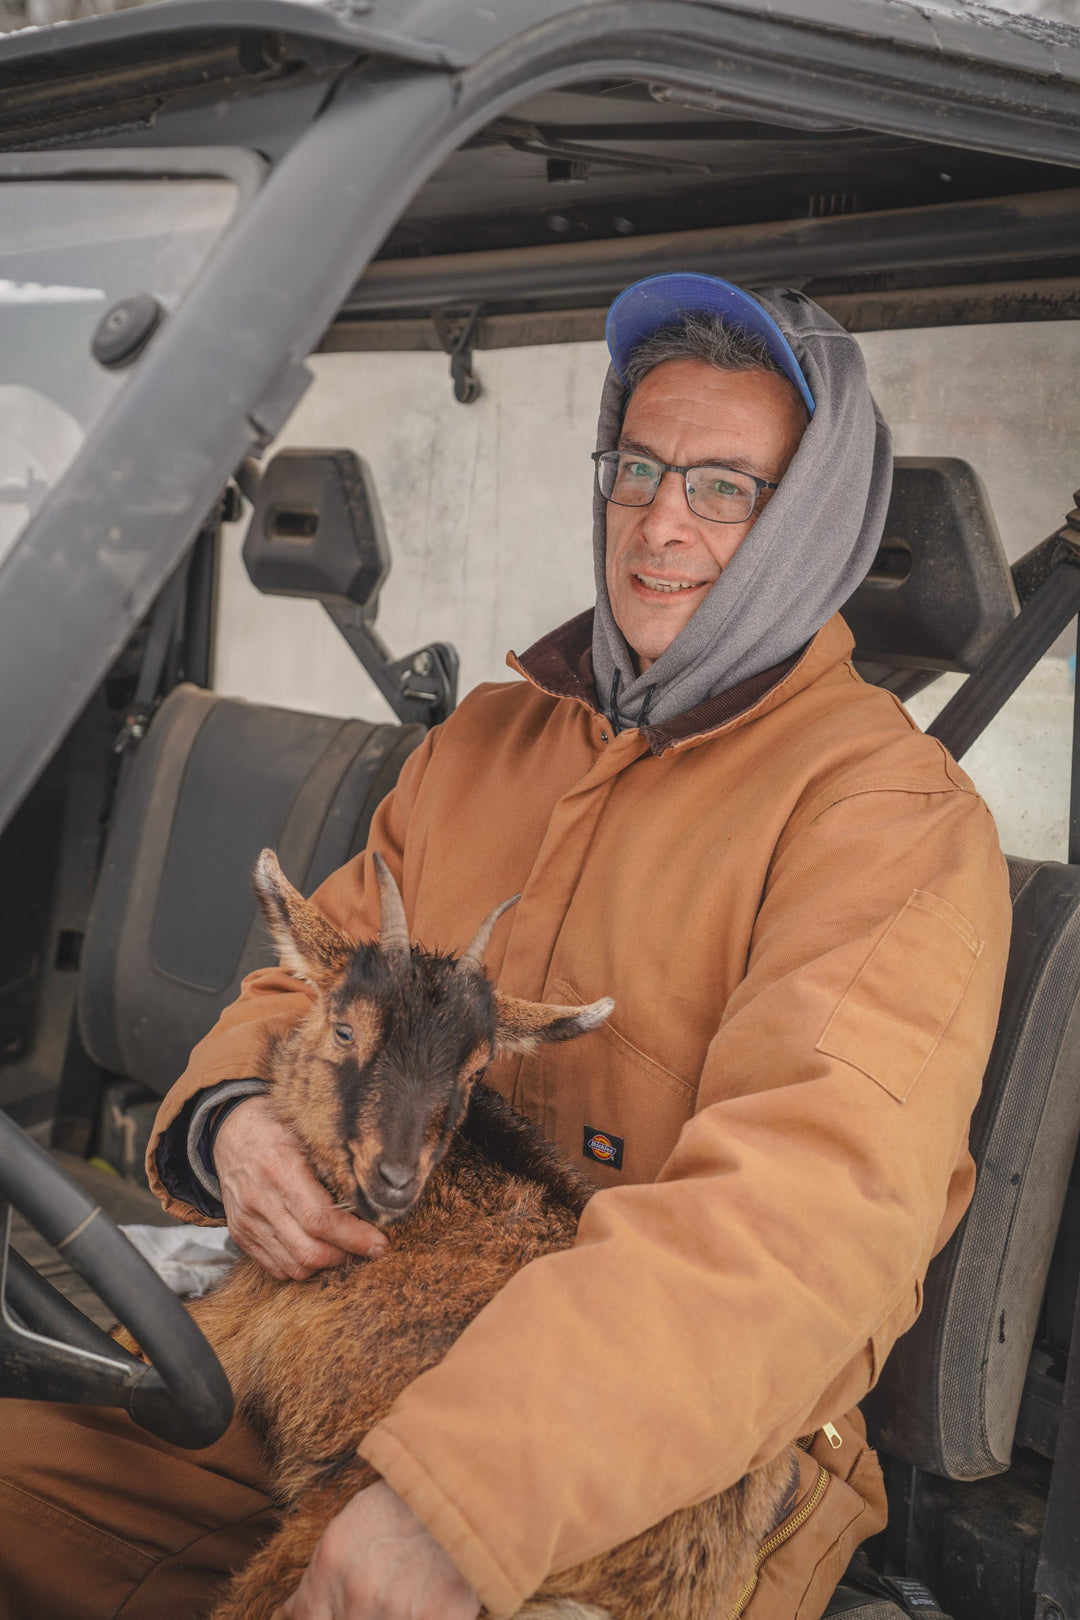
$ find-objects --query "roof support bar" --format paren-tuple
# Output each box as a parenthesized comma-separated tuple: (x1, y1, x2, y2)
(927, 490, 1080, 868)
(341, 188, 1080, 318)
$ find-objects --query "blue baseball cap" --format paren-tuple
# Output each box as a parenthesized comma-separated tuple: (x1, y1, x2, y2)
(605, 272, 815, 415)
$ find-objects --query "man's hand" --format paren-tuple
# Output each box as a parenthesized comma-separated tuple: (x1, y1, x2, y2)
(281, 1480, 481, 1620)
(214, 1095, 387, 1280)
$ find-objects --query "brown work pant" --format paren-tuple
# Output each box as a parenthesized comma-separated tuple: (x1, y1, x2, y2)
(0, 1399, 277, 1620)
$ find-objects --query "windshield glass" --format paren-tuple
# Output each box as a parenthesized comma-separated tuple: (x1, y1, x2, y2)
(0, 177, 238, 566)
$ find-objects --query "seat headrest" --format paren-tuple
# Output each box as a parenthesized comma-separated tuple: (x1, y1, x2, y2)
(844, 457, 1018, 673)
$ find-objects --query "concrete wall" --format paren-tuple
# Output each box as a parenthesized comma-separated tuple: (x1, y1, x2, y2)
(861, 323, 1080, 861)
(215, 321, 1080, 862)
(216, 342, 608, 728)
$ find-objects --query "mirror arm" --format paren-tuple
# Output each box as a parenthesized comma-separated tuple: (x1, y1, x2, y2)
(323, 602, 458, 727)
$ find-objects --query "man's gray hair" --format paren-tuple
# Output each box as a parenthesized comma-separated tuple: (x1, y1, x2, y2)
(623, 313, 806, 421)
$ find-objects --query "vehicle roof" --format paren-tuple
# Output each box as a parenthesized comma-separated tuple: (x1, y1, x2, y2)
(1, 0, 1079, 78)
(0, 0, 1078, 342)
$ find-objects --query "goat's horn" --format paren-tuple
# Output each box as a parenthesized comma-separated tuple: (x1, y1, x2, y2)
(458, 894, 521, 975)
(372, 852, 411, 961)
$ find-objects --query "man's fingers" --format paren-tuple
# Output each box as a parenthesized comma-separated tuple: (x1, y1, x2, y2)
(276, 1162, 389, 1257)
(214, 1095, 389, 1276)
(305, 1201, 388, 1257)
(224, 1197, 342, 1276)
(226, 1225, 308, 1280)
(233, 1210, 349, 1280)
(280, 1482, 481, 1620)
(232, 1224, 381, 1280)
(254, 1148, 389, 1256)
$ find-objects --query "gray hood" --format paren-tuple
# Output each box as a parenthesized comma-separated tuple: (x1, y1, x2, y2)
(591, 289, 893, 728)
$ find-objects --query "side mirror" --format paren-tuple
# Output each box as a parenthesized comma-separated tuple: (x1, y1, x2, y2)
(242, 448, 389, 614)
(240, 449, 457, 727)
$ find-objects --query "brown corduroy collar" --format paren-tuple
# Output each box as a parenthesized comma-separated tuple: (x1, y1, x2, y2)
(511, 609, 803, 756)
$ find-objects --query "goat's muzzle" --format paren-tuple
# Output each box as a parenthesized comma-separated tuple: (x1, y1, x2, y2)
(373, 1158, 418, 1205)
(356, 1158, 423, 1224)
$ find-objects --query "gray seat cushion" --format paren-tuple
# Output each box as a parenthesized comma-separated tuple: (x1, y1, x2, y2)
(79, 684, 422, 1094)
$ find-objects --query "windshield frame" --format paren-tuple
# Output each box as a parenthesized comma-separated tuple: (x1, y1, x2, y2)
(0, 143, 269, 835)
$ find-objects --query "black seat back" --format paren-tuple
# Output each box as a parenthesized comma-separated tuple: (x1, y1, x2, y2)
(79, 685, 422, 1095)
(846, 457, 1018, 678)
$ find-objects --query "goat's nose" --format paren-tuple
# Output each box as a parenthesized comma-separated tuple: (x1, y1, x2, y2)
(376, 1159, 416, 1192)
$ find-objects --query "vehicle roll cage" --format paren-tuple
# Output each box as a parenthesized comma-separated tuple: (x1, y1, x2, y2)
(0, 0, 1079, 1605)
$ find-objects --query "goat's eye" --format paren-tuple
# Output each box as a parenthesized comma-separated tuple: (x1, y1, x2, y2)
(333, 1023, 354, 1045)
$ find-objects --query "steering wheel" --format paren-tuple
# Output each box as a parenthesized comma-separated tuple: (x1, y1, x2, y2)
(0, 1108, 233, 1449)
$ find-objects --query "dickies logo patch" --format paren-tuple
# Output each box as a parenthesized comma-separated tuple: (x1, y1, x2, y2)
(584, 1127, 624, 1170)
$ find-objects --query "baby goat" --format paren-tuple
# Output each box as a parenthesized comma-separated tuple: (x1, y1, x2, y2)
(180, 849, 797, 1620)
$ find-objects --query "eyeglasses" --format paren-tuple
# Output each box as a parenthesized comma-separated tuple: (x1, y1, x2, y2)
(592, 450, 779, 525)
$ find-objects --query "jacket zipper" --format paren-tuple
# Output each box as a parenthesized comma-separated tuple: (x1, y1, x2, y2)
(798, 1422, 842, 1450)
(728, 1462, 831, 1620)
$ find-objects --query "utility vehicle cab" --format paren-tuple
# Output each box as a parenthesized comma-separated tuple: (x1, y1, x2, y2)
(1, 2, 1080, 1617)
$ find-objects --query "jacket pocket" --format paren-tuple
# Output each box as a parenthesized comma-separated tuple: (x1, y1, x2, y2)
(534, 977, 697, 1186)
(736, 1410, 887, 1620)
(816, 889, 981, 1102)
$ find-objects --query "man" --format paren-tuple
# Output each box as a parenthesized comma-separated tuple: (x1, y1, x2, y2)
(0, 276, 1010, 1620)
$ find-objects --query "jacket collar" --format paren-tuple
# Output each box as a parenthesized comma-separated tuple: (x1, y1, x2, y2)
(508, 610, 856, 756)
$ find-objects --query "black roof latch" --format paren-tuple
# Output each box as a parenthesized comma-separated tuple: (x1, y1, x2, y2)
(434, 307, 483, 405)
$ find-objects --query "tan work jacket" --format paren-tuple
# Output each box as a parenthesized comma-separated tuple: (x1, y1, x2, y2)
(148, 612, 1011, 1618)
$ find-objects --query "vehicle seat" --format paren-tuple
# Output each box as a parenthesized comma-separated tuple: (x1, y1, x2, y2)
(840, 460, 1080, 1478)
(78, 683, 423, 1095)
(864, 855, 1080, 1477)
(845, 456, 1018, 691)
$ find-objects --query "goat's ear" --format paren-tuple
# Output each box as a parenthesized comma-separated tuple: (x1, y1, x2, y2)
(492, 992, 615, 1057)
(253, 849, 353, 989)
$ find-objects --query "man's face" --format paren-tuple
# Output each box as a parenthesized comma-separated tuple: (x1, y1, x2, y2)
(605, 358, 806, 672)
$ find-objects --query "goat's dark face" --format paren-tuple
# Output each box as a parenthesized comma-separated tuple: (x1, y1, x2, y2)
(253, 849, 614, 1226)
(324, 945, 498, 1222)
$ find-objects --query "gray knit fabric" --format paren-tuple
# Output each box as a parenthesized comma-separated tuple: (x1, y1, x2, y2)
(187, 1077, 270, 1203)
(591, 288, 893, 727)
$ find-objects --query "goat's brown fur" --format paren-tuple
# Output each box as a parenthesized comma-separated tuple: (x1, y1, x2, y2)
(163, 852, 796, 1619)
